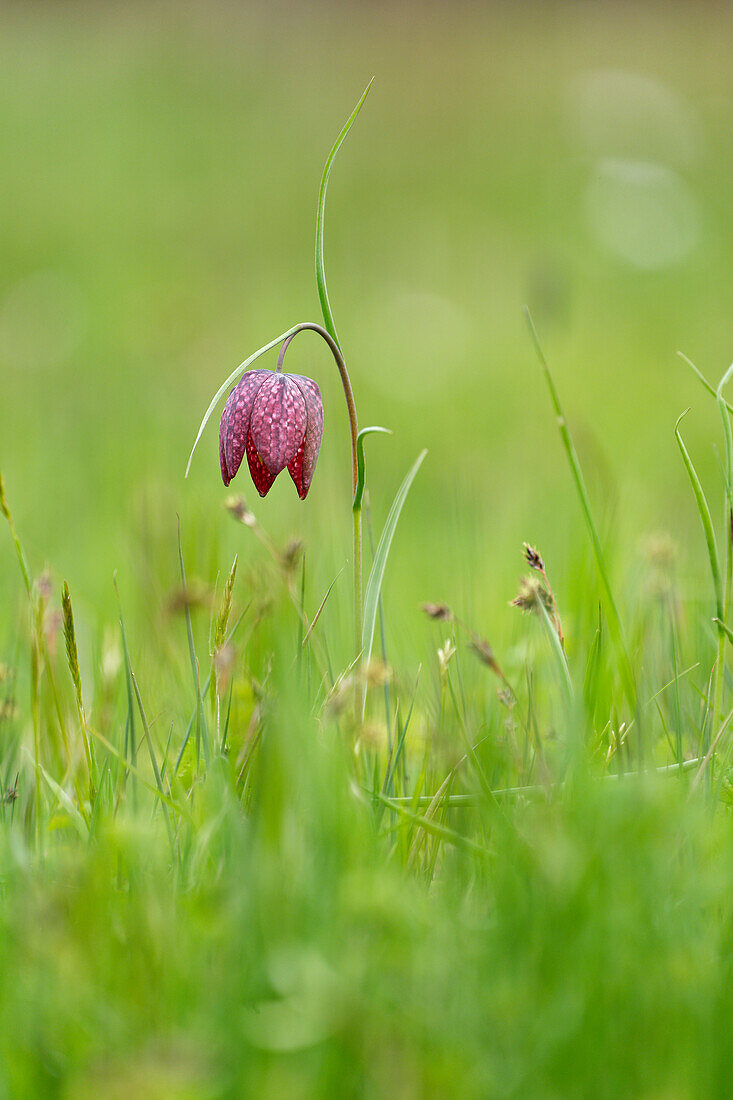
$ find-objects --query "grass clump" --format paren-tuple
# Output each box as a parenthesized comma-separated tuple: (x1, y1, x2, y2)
(2, 336, 733, 1094)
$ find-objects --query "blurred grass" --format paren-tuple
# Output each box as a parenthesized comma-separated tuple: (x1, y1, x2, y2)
(3, 2, 733, 1096)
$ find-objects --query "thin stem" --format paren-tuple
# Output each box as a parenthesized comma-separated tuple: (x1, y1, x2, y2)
(277, 322, 359, 496)
(353, 507, 363, 671)
(276, 333, 297, 374)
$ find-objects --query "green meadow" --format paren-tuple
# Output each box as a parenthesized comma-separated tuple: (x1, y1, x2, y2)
(2, 3, 733, 1095)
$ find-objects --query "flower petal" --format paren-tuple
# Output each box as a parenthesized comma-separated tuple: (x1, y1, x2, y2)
(246, 432, 276, 497)
(219, 370, 270, 486)
(250, 374, 307, 475)
(287, 374, 324, 499)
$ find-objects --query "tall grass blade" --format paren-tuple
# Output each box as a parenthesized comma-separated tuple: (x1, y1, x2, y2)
(130, 671, 174, 848)
(114, 578, 138, 803)
(302, 568, 343, 649)
(377, 792, 487, 860)
(538, 599, 574, 706)
(27, 751, 88, 841)
(315, 78, 374, 348)
(678, 351, 733, 415)
(525, 308, 636, 711)
(362, 449, 427, 669)
(674, 411, 723, 621)
(178, 524, 210, 766)
(0, 473, 31, 596)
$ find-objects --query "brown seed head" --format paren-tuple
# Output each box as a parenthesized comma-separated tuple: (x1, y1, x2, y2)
(280, 539, 303, 574)
(224, 495, 256, 527)
(511, 575, 553, 615)
(469, 635, 501, 676)
(523, 543, 544, 572)
(421, 602, 454, 621)
(0, 473, 9, 521)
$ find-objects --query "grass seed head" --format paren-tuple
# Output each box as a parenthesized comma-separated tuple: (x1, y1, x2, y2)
(523, 542, 544, 572)
(437, 638, 456, 675)
(225, 495, 256, 527)
(0, 473, 9, 520)
(214, 555, 238, 650)
(61, 582, 83, 711)
(422, 602, 453, 621)
(166, 580, 211, 615)
(280, 538, 303, 574)
(511, 575, 553, 615)
(469, 635, 501, 676)
(3, 778, 18, 804)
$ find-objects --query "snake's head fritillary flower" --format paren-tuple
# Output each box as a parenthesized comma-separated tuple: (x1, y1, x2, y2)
(219, 369, 324, 499)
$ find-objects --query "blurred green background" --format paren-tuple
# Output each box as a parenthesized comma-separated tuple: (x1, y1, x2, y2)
(5, 6, 733, 1097)
(2, 0, 732, 658)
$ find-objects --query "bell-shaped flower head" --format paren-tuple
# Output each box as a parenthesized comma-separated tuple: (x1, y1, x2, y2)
(219, 369, 324, 499)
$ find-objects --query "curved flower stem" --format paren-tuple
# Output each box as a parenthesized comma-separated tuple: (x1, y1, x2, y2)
(277, 321, 362, 666)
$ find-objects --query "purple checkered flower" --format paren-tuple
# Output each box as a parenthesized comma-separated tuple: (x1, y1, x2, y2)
(219, 369, 324, 499)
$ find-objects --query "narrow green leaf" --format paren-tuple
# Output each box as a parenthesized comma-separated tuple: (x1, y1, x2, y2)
(362, 449, 426, 666)
(26, 751, 88, 841)
(382, 666, 421, 799)
(538, 599, 574, 706)
(716, 363, 733, 511)
(525, 308, 636, 712)
(114, 577, 137, 804)
(302, 567, 343, 649)
(178, 524, 210, 766)
(377, 792, 488, 860)
(354, 425, 391, 512)
(678, 350, 733, 415)
(714, 617, 733, 645)
(174, 607, 247, 777)
(675, 410, 723, 621)
(0, 472, 31, 596)
(315, 78, 374, 348)
(130, 671, 174, 848)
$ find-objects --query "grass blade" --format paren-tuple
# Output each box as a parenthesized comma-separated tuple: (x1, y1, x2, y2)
(377, 792, 487, 860)
(130, 671, 174, 848)
(714, 617, 733, 644)
(26, 750, 88, 841)
(525, 308, 636, 712)
(538, 598, 574, 707)
(315, 78, 374, 349)
(362, 449, 427, 668)
(678, 350, 733, 415)
(0, 473, 31, 596)
(675, 411, 723, 621)
(354, 426, 391, 512)
(302, 568, 343, 649)
(178, 523, 210, 767)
